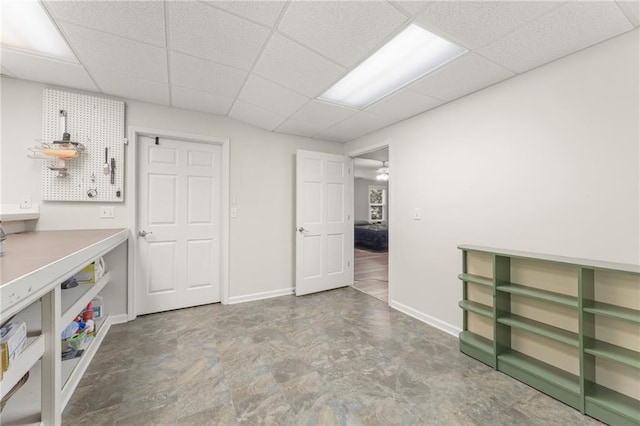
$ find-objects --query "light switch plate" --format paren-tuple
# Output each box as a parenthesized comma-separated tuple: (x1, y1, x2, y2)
(231, 207, 238, 218)
(414, 208, 421, 220)
(20, 195, 32, 209)
(100, 206, 115, 218)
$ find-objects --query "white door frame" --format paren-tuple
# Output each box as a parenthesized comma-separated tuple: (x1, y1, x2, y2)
(126, 126, 230, 320)
(347, 139, 392, 303)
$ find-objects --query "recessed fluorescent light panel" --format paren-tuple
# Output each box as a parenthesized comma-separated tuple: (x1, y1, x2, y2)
(0, 0, 77, 61)
(319, 25, 466, 108)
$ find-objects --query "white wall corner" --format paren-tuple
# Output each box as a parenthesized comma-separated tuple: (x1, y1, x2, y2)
(110, 313, 129, 325)
(389, 300, 461, 337)
(228, 287, 294, 305)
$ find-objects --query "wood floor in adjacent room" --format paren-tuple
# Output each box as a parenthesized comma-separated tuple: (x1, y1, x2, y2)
(353, 247, 388, 302)
(62, 288, 600, 425)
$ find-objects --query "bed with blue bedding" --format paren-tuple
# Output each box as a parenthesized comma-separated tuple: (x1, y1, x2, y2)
(354, 222, 388, 251)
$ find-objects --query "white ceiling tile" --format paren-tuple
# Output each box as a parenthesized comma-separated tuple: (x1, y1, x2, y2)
(415, 1, 565, 49)
(290, 100, 358, 127)
(366, 89, 444, 120)
(44, 1, 166, 46)
(278, 2, 407, 67)
(617, 0, 640, 26)
(315, 126, 365, 143)
(275, 119, 326, 138)
(332, 111, 398, 136)
(228, 100, 286, 131)
(410, 53, 514, 101)
(170, 52, 246, 98)
(168, 2, 270, 70)
(0, 48, 98, 92)
(91, 69, 169, 105)
(171, 86, 234, 116)
(61, 23, 168, 82)
(238, 75, 309, 117)
(391, 1, 433, 16)
(253, 34, 346, 97)
(1, 65, 14, 77)
(203, 1, 287, 27)
(478, 2, 634, 73)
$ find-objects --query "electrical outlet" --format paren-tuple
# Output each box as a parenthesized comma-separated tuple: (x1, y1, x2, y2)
(20, 195, 32, 209)
(100, 206, 115, 219)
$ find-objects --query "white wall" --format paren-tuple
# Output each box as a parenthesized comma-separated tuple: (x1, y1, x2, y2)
(0, 77, 343, 300)
(354, 178, 388, 222)
(345, 29, 640, 333)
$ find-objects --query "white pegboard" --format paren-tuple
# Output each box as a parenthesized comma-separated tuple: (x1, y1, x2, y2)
(41, 88, 125, 202)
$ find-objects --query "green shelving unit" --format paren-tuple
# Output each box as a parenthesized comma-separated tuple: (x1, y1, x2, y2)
(458, 245, 640, 426)
(499, 350, 581, 409)
(496, 282, 578, 308)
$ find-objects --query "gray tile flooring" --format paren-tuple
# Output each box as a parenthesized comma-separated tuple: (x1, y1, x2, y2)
(63, 288, 601, 425)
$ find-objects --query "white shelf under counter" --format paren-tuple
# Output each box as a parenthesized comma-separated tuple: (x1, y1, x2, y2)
(0, 229, 129, 425)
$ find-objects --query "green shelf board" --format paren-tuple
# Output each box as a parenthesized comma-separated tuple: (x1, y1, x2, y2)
(497, 314, 579, 348)
(498, 350, 580, 396)
(496, 282, 578, 308)
(583, 302, 640, 324)
(458, 273, 493, 288)
(459, 300, 493, 318)
(584, 340, 640, 370)
(459, 330, 493, 356)
(585, 384, 640, 425)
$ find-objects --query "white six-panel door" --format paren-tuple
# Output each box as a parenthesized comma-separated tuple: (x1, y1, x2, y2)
(136, 136, 221, 315)
(296, 150, 352, 296)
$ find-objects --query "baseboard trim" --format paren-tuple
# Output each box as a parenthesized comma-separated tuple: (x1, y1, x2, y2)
(228, 287, 294, 304)
(110, 313, 129, 324)
(389, 300, 461, 337)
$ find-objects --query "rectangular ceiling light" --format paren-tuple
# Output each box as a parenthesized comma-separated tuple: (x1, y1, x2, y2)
(319, 24, 466, 108)
(0, 0, 77, 61)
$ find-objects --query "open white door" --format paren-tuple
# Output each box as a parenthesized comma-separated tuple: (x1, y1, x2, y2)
(296, 150, 353, 296)
(136, 135, 221, 315)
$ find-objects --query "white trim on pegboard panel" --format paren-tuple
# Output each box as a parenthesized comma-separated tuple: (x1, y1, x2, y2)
(41, 88, 125, 202)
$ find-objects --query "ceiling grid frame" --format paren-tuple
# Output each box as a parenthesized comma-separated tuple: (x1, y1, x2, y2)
(1, 0, 637, 143)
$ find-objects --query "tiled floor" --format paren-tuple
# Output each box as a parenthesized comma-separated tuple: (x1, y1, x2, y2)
(353, 248, 388, 302)
(63, 288, 601, 425)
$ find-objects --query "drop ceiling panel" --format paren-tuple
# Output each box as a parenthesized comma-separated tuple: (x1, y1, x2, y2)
(238, 75, 309, 117)
(229, 100, 286, 131)
(275, 119, 326, 138)
(478, 2, 634, 73)
(415, 1, 565, 49)
(171, 86, 234, 116)
(290, 100, 358, 127)
(392, 1, 432, 16)
(410, 53, 514, 101)
(617, 0, 640, 26)
(278, 2, 408, 68)
(331, 111, 398, 135)
(0, 49, 98, 92)
(91, 69, 169, 105)
(253, 34, 346, 97)
(44, 1, 166, 47)
(203, 1, 288, 27)
(367, 89, 444, 119)
(316, 126, 366, 143)
(167, 1, 270, 70)
(1, 65, 14, 77)
(61, 23, 168, 82)
(170, 52, 247, 98)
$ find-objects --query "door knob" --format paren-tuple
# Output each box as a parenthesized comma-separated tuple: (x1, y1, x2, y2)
(138, 230, 153, 237)
(298, 227, 306, 232)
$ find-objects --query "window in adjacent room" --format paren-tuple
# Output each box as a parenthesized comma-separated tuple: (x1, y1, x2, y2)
(369, 186, 386, 222)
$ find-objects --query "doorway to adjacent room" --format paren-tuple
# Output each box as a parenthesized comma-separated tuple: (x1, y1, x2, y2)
(352, 147, 389, 302)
